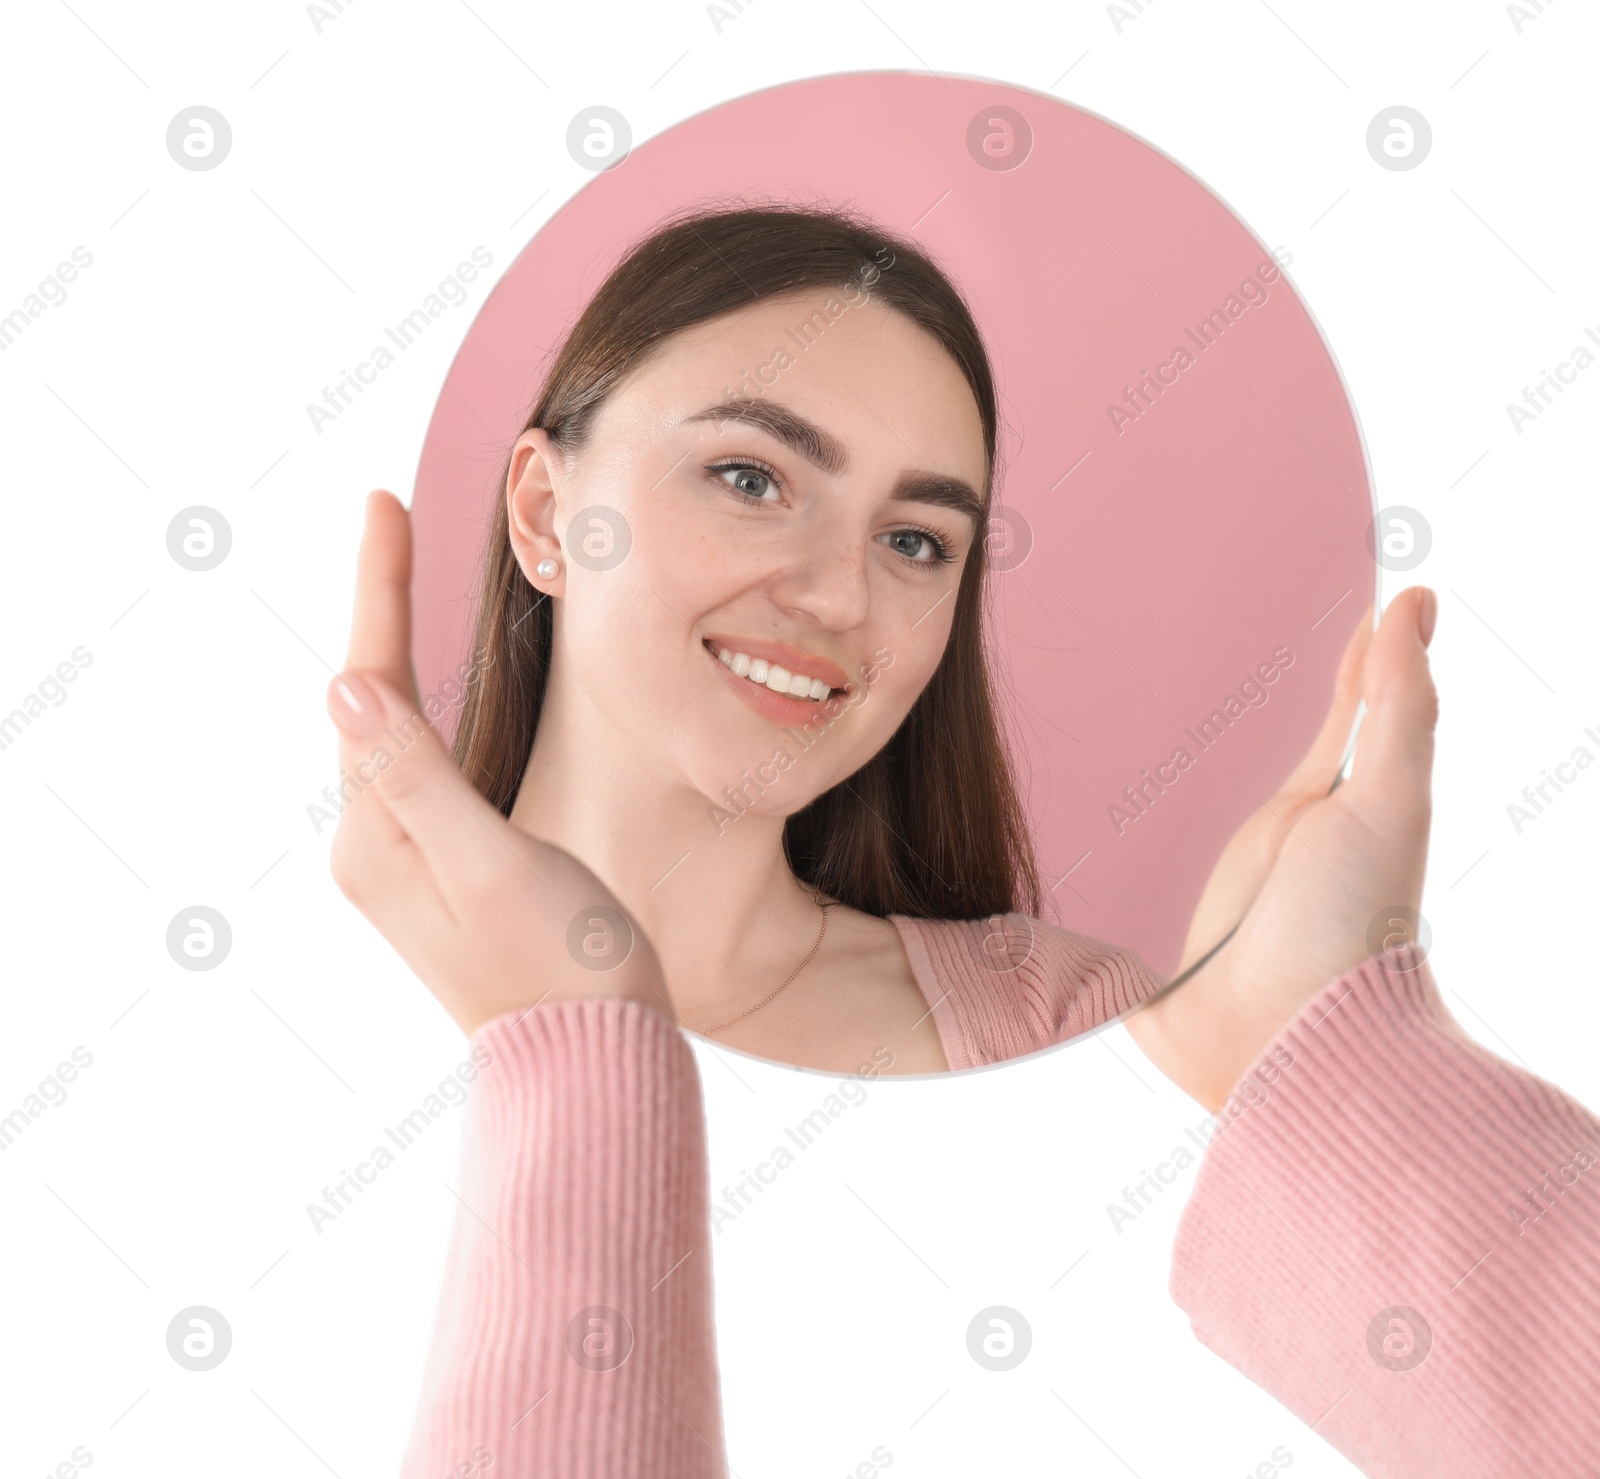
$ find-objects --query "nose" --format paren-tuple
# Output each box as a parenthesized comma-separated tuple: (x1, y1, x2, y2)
(765, 516, 872, 632)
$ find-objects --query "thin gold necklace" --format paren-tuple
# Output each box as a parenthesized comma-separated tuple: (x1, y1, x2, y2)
(692, 897, 838, 1037)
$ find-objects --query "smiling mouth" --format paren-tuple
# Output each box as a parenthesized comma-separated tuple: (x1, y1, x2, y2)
(702, 639, 845, 704)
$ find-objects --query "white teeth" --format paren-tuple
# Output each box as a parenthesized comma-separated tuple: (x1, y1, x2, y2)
(709, 643, 835, 703)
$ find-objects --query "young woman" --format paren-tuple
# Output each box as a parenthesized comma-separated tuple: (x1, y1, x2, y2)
(324, 206, 1600, 1476)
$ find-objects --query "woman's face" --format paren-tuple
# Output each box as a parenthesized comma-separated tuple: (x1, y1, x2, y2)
(509, 283, 989, 822)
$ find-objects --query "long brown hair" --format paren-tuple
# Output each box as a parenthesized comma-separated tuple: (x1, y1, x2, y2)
(450, 201, 1041, 920)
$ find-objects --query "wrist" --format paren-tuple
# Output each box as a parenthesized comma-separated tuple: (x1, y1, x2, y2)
(462, 978, 677, 1040)
(1124, 967, 1286, 1114)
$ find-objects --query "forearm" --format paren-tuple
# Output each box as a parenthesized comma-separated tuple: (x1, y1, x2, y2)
(1170, 944, 1600, 1477)
(400, 996, 725, 1479)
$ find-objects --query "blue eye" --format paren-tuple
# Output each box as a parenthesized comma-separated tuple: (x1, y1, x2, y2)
(879, 526, 956, 565)
(709, 460, 780, 502)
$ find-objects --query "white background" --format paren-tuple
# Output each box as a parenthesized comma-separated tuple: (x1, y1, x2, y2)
(2, 1, 1597, 1476)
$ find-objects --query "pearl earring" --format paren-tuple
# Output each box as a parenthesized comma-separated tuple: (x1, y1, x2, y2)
(535, 558, 559, 580)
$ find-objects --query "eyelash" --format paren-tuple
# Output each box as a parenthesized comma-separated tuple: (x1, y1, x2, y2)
(703, 457, 958, 567)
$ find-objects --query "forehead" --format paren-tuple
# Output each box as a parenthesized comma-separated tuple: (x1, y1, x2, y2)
(608, 289, 988, 470)
(655, 289, 951, 369)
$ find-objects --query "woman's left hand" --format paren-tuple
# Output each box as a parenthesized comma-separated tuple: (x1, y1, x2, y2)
(1122, 585, 1439, 1112)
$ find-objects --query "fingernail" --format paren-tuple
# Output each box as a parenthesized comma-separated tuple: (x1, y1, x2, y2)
(1417, 588, 1437, 649)
(328, 671, 384, 736)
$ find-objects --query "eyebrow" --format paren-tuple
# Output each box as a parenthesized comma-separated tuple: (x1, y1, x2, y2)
(684, 398, 985, 528)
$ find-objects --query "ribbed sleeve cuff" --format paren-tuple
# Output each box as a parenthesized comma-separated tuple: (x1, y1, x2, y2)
(399, 997, 724, 1479)
(1170, 945, 1600, 1478)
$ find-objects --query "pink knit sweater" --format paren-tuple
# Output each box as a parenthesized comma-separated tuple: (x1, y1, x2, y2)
(398, 916, 1600, 1478)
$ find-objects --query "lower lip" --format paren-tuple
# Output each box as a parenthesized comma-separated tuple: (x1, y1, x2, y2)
(703, 641, 844, 725)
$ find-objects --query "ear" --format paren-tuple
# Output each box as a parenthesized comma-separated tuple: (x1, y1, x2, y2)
(507, 429, 567, 596)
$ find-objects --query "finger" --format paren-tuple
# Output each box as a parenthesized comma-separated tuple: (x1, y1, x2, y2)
(1201, 602, 1375, 899)
(1174, 601, 1379, 973)
(327, 666, 555, 913)
(1274, 599, 1373, 806)
(325, 491, 414, 861)
(1344, 585, 1437, 821)
(343, 490, 419, 708)
(327, 699, 411, 863)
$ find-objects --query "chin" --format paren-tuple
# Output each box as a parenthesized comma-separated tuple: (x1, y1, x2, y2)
(695, 753, 800, 823)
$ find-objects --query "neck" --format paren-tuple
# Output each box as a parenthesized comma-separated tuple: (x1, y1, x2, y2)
(506, 655, 831, 1023)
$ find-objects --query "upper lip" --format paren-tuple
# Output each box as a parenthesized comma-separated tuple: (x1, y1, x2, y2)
(701, 633, 851, 692)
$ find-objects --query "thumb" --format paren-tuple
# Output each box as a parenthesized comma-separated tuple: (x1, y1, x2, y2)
(1345, 585, 1438, 824)
(329, 666, 517, 896)
(1274, 599, 1372, 807)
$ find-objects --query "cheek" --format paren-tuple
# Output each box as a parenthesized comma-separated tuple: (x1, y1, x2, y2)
(567, 491, 707, 653)
(849, 648, 938, 735)
(561, 510, 689, 688)
(863, 576, 955, 678)
(564, 573, 667, 698)
(559, 507, 746, 736)
(633, 489, 749, 606)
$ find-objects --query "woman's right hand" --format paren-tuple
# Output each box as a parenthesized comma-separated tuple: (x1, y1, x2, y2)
(323, 488, 672, 1038)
